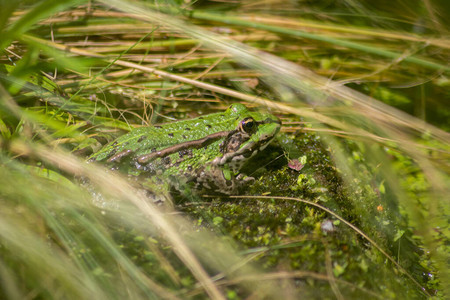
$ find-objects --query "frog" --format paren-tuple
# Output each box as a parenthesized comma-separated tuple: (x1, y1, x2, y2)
(89, 103, 281, 198)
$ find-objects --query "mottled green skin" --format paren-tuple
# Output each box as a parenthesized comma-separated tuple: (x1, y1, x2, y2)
(90, 104, 281, 194)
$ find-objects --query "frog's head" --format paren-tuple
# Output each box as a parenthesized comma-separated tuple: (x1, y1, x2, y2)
(216, 105, 281, 171)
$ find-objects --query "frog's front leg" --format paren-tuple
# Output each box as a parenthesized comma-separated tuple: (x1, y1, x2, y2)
(195, 164, 253, 195)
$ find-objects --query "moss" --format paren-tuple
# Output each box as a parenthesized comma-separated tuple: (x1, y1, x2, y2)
(179, 129, 434, 298)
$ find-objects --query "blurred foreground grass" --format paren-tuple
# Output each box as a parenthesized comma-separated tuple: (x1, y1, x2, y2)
(0, 0, 449, 299)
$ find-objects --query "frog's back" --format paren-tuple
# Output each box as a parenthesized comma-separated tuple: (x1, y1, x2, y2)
(90, 106, 245, 163)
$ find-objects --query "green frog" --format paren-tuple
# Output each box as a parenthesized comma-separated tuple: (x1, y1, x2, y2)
(89, 103, 281, 197)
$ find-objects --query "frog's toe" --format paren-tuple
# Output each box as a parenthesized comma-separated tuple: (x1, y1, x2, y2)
(236, 173, 255, 183)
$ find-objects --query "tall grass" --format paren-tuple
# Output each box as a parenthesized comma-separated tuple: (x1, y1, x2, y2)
(1, 0, 448, 298)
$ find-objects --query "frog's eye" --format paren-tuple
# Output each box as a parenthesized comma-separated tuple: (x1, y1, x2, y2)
(240, 117, 256, 134)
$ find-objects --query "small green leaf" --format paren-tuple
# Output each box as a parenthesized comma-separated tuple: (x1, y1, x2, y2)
(333, 263, 346, 277)
(393, 229, 405, 242)
(213, 216, 223, 225)
(134, 236, 145, 242)
(359, 259, 369, 273)
(379, 181, 385, 194)
(299, 155, 307, 165)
